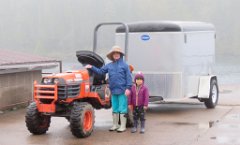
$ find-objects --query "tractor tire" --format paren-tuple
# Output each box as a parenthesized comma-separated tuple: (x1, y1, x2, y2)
(25, 102, 51, 135)
(70, 102, 95, 138)
(204, 78, 219, 109)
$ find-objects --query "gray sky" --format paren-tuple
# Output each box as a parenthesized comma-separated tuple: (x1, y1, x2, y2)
(0, 0, 239, 63)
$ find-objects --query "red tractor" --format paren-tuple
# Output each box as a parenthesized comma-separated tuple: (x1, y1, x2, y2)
(25, 23, 133, 138)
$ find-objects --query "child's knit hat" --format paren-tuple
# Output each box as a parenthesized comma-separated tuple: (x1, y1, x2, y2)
(134, 72, 144, 82)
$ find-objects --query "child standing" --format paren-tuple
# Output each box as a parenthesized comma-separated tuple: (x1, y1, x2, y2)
(128, 72, 149, 134)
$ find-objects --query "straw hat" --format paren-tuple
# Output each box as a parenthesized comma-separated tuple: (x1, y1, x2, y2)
(107, 45, 125, 61)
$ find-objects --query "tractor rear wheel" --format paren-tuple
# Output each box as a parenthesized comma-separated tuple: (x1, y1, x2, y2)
(25, 102, 51, 134)
(70, 102, 95, 138)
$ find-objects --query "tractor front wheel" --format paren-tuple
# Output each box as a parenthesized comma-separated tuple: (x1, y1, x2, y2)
(70, 102, 95, 138)
(25, 102, 51, 134)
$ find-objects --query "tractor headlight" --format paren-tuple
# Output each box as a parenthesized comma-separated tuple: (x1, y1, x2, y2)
(43, 78, 48, 84)
(42, 77, 65, 84)
(53, 78, 59, 84)
(42, 78, 53, 84)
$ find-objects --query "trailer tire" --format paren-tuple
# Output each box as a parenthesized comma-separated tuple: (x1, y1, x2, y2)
(25, 102, 51, 135)
(70, 102, 95, 138)
(204, 78, 219, 109)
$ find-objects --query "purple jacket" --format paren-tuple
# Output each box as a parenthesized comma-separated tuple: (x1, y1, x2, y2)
(128, 84, 149, 107)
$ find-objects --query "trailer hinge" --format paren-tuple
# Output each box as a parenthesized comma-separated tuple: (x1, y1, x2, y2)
(184, 34, 187, 43)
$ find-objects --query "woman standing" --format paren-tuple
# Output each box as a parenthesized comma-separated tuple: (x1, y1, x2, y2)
(85, 45, 132, 132)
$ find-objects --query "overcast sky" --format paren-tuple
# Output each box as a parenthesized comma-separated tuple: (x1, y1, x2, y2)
(0, 0, 239, 63)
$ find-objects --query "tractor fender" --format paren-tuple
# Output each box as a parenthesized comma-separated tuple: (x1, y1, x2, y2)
(198, 75, 217, 99)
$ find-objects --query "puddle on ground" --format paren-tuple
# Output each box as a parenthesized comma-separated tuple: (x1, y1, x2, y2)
(95, 121, 112, 127)
(158, 121, 196, 126)
(220, 89, 232, 94)
(198, 120, 217, 129)
(211, 136, 240, 144)
(217, 123, 240, 129)
(157, 121, 217, 129)
(198, 123, 211, 129)
(225, 113, 240, 120)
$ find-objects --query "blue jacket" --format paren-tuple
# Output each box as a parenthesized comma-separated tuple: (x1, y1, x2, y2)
(91, 58, 132, 95)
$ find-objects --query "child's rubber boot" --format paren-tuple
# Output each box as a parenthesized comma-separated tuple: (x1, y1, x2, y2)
(131, 120, 138, 133)
(140, 121, 145, 134)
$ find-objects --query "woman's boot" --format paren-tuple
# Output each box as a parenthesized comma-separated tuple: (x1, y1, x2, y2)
(117, 114, 126, 132)
(109, 113, 119, 131)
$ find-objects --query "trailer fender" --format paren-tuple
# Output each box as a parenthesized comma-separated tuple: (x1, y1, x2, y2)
(198, 76, 216, 98)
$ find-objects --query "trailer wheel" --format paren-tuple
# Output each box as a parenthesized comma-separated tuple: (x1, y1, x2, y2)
(70, 102, 95, 138)
(204, 78, 219, 109)
(25, 102, 51, 134)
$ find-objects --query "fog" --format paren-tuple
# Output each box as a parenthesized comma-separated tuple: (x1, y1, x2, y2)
(0, 0, 240, 74)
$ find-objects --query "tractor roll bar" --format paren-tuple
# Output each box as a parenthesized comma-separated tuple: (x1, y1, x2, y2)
(93, 22, 129, 61)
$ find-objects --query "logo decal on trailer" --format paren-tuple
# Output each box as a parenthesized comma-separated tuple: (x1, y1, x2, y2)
(141, 35, 150, 41)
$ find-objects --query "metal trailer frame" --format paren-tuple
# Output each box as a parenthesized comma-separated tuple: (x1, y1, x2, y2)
(93, 21, 219, 108)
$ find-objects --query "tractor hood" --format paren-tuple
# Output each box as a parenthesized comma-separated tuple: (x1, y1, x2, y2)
(76, 50, 104, 68)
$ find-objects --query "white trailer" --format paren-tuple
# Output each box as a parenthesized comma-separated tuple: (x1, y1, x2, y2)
(93, 21, 219, 109)
(116, 21, 218, 108)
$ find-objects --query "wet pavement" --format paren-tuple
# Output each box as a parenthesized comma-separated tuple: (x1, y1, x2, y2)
(0, 85, 240, 145)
